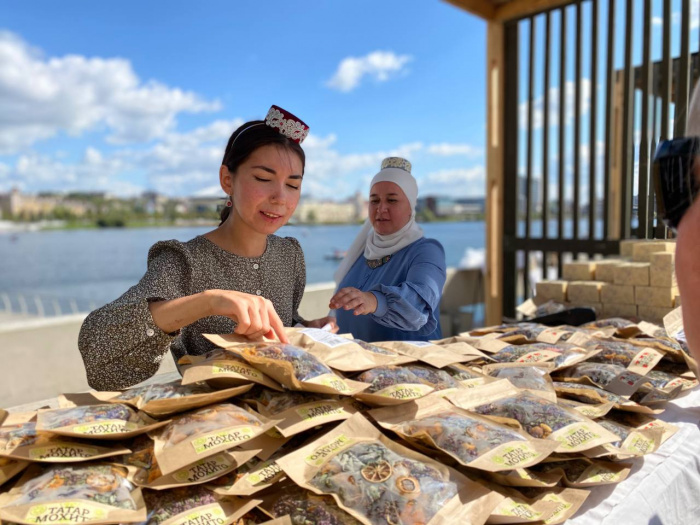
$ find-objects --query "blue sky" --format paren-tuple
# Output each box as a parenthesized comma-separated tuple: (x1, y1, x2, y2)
(0, 1, 489, 200)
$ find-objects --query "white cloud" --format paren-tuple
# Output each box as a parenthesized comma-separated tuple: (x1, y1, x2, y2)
(420, 166, 486, 197)
(326, 51, 412, 92)
(426, 143, 483, 158)
(519, 80, 591, 130)
(0, 31, 220, 153)
(652, 16, 663, 26)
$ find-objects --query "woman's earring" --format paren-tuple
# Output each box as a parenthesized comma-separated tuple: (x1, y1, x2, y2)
(225, 196, 233, 207)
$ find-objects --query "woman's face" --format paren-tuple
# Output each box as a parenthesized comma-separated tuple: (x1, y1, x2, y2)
(221, 144, 303, 235)
(369, 181, 413, 235)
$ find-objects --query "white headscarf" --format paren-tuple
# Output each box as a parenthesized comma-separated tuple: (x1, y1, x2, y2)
(334, 157, 424, 284)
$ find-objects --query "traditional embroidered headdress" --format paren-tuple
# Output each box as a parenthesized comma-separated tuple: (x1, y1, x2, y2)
(232, 105, 309, 147)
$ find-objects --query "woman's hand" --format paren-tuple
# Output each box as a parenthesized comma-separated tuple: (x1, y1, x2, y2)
(206, 289, 288, 343)
(329, 287, 378, 316)
(303, 316, 339, 333)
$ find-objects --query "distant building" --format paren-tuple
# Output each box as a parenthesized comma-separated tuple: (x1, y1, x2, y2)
(293, 192, 367, 224)
(0, 188, 94, 219)
(417, 196, 485, 218)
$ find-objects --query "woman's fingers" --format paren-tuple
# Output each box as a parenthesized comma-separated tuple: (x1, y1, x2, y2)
(343, 297, 364, 311)
(267, 304, 288, 343)
(234, 304, 251, 335)
(329, 287, 357, 308)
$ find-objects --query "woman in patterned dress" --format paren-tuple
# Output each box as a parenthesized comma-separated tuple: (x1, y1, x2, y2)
(78, 106, 335, 391)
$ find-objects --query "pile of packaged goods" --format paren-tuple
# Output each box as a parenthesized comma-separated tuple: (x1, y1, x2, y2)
(0, 321, 695, 525)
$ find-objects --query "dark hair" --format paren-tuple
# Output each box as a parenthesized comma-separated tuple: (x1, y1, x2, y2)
(219, 120, 306, 224)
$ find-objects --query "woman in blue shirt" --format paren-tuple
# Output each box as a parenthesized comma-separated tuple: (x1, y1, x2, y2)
(329, 157, 446, 342)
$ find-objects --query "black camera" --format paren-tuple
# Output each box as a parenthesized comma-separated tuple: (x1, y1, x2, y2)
(653, 136, 700, 231)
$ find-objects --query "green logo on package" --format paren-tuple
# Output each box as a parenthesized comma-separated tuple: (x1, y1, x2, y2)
(191, 427, 255, 454)
(491, 443, 539, 467)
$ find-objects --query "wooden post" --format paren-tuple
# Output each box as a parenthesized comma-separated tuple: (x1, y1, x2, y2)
(486, 20, 506, 326)
(609, 70, 623, 240)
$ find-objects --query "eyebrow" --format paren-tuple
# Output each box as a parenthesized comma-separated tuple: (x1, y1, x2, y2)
(252, 165, 303, 179)
(370, 192, 399, 197)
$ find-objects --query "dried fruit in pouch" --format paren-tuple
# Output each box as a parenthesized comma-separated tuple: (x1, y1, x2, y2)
(0, 463, 146, 525)
(276, 413, 502, 525)
(233, 343, 368, 396)
(35, 404, 167, 440)
(401, 365, 463, 391)
(354, 366, 434, 406)
(582, 339, 663, 374)
(448, 382, 619, 453)
(371, 397, 558, 472)
(141, 485, 258, 525)
(556, 362, 649, 396)
(247, 388, 359, 438)
(119, 435, 254, 489)
(590, 418, 663, 458)
(531, 457, 631, 487)
(483, 365, 557, 402)
(110, 380, 253, 418)
(286, 328, 414, 372)
(179, 349, 283, 391)
(552, 382, 659, 415)
(149, 403, 275, 475)
(0, 422, 130, 463)
(265, 485, 362, 524)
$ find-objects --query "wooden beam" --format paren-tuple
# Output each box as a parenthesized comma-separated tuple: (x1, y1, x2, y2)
(443, 0, 496, 20)
(485, 20, 505, 325)
(494, 0, 575, 22)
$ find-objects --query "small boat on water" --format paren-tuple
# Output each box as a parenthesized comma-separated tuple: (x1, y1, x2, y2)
(324, 249, 346, 261)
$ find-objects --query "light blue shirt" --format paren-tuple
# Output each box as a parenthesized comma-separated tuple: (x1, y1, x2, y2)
(335, 238, 446, 342)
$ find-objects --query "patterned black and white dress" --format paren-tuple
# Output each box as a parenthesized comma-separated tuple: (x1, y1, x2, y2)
(78, 234, 306, 391)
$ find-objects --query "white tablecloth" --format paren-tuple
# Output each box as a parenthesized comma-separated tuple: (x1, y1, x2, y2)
(569, 387, 700, 524)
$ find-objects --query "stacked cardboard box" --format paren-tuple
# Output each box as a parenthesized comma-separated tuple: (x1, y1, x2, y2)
(534, 239, 679, 323)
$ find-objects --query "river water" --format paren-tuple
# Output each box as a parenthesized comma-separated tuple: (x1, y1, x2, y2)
(0, 221, 486, 314)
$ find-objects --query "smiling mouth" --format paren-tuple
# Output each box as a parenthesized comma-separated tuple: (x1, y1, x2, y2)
(261, 211, 282, 219)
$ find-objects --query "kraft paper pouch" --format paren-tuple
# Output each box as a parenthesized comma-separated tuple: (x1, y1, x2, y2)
(582, 317, 636, 331)
(371, 397, 558, 472)
(120, 435, 257, 490)
(582, 418, 664, 459)
(554, 362, 649, 396)
(286, 328, 415, 371)
(237, 428, 292, 461)
(110, 380, 253, 417)
(0, 422, 130, 463)
(556, 398, 616, 419)
(621, 336, 688, 363)
(36, 404, 168, 440)
(0, 458, 29, 488)
(141, 486, 260, 525)
(516, 487, 590, 525)
(482, 364, 557, 402)
(353, 366, 435, 406)
(604, 411, 679, 446)
(581, 339, 663, 375)
(480, 482, 560, 524)
(276, 413, 503, 525)
(400, 364, 465, 393)
(531, 457, 631, 488)
(552, 381, 662, 415)
(629, 382, 683, 406)
(179, 349, 283, 391)
(204, 337, 368, 396)
(0, 411, 7, 426)
(444, 364, 497, 389)
(208, 456, 285, 497)
(0, 463, 146, 525)
(663, 306, 700, 380)
(482, 468, 562, 489)
(258, 483, 363, 524)
(446, 333, 513, 353)
(488, 343, 593, 370)
(447, 381, 619, 453)
(149, 403, 276, 475)
(375, 340, 486, 368)
(248, 388, 359, 438)
(642, 369, 698, 392)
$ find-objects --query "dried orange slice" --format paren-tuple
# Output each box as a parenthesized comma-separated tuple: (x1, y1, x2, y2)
(360, 460, 392, 483)
(396, 475, 421, 494)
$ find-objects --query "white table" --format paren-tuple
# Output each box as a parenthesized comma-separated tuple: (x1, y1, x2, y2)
(569, 387, 700, 524)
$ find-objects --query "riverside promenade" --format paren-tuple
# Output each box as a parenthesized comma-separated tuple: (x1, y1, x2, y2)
(0, 268, 483, 407)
